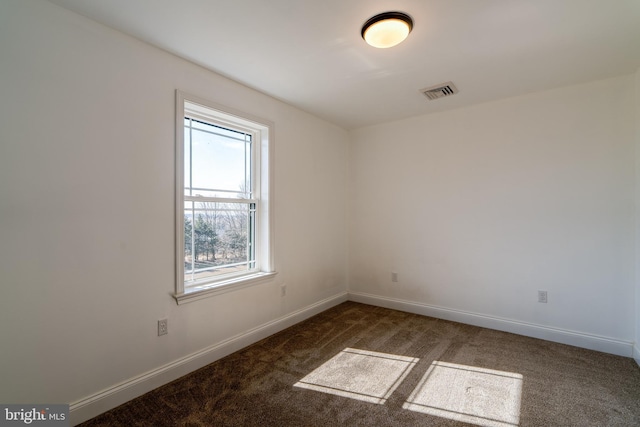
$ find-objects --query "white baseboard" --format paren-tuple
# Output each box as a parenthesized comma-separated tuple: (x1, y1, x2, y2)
(69, 292, 348, 426)
(634, 343, 640, 368)
(348, 292, 634, 358)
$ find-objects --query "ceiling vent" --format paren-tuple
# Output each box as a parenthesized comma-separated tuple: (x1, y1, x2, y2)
(421, 82, 458, 100)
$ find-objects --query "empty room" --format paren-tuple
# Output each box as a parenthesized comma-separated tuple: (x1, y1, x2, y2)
(1, 1, 640, 426)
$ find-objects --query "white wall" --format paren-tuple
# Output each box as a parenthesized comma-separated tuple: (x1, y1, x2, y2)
(635, 67, 640, 365)
(349, 75, 636, 352)
(0, 0, 348, 421)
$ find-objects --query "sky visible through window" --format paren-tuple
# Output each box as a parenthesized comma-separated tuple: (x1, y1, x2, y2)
(184, 118, 251, 198)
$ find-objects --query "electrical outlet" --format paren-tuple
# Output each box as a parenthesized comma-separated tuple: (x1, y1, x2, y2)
(391, 272, 398, 282)
(280, 284, 287, 297)
(158, 319, 168, 336)
(538, 291, 548, 304)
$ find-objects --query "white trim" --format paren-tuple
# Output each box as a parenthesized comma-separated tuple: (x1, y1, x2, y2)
(184, 196, 258, 204)
(69, 292, 348, 426)
(348, 292, 634, 358)
(634, 343, 640, 368)
(174, 271, 277, 305)
(175, 90, 186, 295)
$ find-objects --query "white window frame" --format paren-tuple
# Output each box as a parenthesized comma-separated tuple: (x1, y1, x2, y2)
(174, 90, 275, 304)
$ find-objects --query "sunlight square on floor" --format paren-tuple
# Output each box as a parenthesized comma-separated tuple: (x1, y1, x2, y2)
(294, 348, 419, 404)
(403, 361, 523, 427)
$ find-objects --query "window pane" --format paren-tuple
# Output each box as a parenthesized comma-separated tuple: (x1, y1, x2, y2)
(184, 126, 191, 193)
(184, 118, 251, 198)
(183, 201, 255, 286)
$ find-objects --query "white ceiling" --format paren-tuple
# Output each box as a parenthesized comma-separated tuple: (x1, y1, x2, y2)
(48, 0, 640, 129)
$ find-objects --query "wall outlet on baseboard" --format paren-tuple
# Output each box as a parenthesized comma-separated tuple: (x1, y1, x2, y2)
(538, 291, 548, 304)
(391, 272, 398, 283)
(158, 319, 168, 336)
(280, 284, 287, 297)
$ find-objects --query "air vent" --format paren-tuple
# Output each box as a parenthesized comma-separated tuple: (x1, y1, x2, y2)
(421, 82, 458, 100)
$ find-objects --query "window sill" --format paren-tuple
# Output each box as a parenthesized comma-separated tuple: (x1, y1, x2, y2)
(173, 271, 278, 305)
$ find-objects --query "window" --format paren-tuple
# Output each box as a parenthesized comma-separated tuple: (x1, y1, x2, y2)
(174, 91, 275, 304)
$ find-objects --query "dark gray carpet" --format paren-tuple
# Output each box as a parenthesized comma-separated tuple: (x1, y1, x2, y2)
(79, 302, 640, 426)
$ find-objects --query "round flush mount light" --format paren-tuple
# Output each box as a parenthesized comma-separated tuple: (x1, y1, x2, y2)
(361, 11, 413, 48)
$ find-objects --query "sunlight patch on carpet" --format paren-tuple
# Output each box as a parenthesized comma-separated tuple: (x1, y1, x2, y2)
(403, 361, 522, 427)
(294, 348, 419, 404)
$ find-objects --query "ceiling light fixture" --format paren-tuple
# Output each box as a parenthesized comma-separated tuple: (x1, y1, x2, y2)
(361, 12, 413, 48)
